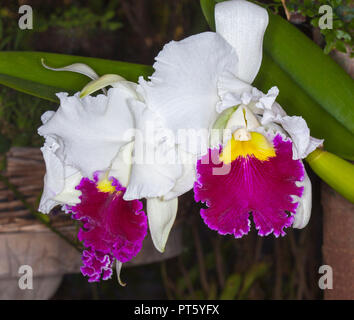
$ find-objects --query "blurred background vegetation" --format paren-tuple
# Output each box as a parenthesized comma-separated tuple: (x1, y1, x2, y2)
(0, 0, 352, 300)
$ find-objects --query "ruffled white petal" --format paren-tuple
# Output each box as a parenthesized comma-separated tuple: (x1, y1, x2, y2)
(39, 136, 81, 213)
(240, 87, 324, 159)
(123, 100, 182, 200)
(138, 32, 238, 154)
(267, 114, 323, 159)
(215, 0, 268, 83)
(216, 72, 252, 112)
(147, 197, 178, 253)
(38, 86, 136, 178)
(293, 168, 312, 229)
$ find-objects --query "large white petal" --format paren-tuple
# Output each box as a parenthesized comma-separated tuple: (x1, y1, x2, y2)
(123, 101, 183, 200)
(293, 168, 312, 229)
(38, 86, 136, 177)
(147, 197, 178, 253)
(215, 0, 269, 83)
(138, 32, 238, 153)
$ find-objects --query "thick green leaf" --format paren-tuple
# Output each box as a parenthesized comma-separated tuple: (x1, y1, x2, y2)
(306, 149, 354, 203)
(0, 51, 153, 101)
(265, 13, 354, 135)
(0, 73, 66, 102)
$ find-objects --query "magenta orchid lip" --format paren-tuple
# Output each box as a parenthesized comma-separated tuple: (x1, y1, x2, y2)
(66, 173, 147, 282)
(194, 134, 305, 238)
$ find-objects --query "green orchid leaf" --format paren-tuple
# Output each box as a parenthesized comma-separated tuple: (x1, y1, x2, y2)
(0, 73, 66, 102)
(306, 149, 354, 203)
(0, 51, 153, 102)
(265, 13, 354, 136)
(200, 0, 216, 31)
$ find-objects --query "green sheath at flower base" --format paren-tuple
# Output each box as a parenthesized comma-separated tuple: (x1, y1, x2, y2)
(306, 149, 354, 203)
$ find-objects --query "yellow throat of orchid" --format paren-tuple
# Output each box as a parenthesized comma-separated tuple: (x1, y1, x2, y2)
(220, 128, 276, 164)
(97, 177, 117, 193)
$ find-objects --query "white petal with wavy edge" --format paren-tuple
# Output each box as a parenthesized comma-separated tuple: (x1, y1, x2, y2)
(38, 86, 136, 178)
(123, 100, 183, 200)
(293, 168, 312, 229)
(147, 197, 178, 253)
(138, 32, 238, 154)
(215, 0, 268, 84)
(264, 113, 323, 159)
(39, 136, 81, 213)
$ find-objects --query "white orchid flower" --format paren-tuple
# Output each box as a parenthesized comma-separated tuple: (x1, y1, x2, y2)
(131, 0, 323, 238)
(38, 64, 151, 284)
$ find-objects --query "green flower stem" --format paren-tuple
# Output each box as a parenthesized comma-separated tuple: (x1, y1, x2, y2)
(306, 149, 354, 203)
(0, 173, 82, 252)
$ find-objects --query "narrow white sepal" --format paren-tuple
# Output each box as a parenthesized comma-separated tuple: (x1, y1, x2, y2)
(293, 168, 312, 229)
(116, 260, 126, 287)
(147, 197, 178, 253)
(41, 59, 99, 81)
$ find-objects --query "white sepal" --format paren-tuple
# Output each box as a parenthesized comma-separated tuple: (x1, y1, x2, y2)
(41, 59, 99, 81)
(293, 168, 312, 229)
(116, 260, 126, 287)
(215, 0, 269, 83)
(147, 197, 178, 253)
